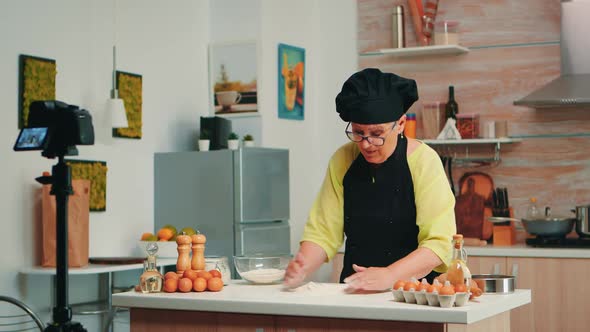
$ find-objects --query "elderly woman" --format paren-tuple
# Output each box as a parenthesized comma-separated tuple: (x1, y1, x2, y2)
(284, 68, 456, 291)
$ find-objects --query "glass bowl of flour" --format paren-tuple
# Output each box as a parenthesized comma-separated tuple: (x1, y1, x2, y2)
(233, 255, 290, 284)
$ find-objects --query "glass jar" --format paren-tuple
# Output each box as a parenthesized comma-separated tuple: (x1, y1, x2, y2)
(205, 256, 230, 285)
(456, 113, 480, 138)
(139, 243, 164, 293)
(434, 20, 460, 45)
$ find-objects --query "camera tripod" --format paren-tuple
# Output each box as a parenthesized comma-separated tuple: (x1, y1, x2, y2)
(37, 156, 87, 332)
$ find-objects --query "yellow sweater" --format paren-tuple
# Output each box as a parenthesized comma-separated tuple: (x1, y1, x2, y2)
(301, 141, 456, 272)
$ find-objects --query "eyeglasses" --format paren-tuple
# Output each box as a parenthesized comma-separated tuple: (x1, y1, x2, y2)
(345, 122, 397, 146)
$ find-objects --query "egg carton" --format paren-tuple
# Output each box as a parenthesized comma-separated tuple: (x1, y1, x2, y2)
(391, 288, 470, 308)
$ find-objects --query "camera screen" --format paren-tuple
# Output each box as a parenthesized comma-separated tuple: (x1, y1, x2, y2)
(14, 127, 49, 151)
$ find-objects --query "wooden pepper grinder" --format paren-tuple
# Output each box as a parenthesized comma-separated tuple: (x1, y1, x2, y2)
(191, 232, 207, 271)
(176, 233, 192, 278)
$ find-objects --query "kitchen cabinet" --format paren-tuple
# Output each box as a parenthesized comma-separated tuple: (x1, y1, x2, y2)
(506, 257, 590, 332)
(468, 255, 590, 332)
(275, 316, 444, 332)
(129, 310, 275, 332)
(128, 308, 511, 332)
(466, 256, 507, 275)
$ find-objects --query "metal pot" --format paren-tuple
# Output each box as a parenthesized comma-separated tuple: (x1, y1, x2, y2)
(471, 274, 515, 294)
(488, 216, 576, 237)
(573, 205, 590, 238)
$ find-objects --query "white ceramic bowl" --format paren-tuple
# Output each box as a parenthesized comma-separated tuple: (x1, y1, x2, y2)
(233, 255, 290, 284)
(137, 241, 177, 258)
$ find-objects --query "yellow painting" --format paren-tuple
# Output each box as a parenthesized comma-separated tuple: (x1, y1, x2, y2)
(66, 160, 108, 212)
(19, 55, 57, 128)
(113, 71, 142, 139)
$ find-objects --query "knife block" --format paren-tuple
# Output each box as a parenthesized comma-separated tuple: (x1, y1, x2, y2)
(493, 207, 515, 246)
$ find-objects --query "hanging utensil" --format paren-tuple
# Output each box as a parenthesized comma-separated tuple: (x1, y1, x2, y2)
(448, 156, 455, 195)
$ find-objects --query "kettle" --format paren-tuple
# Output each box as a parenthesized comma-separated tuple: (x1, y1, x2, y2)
(573, 205, 590, 238)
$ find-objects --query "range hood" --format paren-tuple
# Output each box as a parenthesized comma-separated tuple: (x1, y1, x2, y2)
(514, 1, 590, 108)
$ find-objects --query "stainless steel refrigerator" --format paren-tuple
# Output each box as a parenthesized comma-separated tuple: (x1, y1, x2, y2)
(154, 148, 291, 277)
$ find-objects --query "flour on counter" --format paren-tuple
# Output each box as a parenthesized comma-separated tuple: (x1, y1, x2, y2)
(241, 268, 285, 283)
(285, 282, 347, 296)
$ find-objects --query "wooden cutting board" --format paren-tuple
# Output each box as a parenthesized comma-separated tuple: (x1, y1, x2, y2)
(455, 172, 494, 240)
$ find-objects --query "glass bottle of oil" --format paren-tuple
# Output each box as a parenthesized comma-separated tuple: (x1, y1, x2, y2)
(139, 242, 163, 293)
(447, 234, 472, 286)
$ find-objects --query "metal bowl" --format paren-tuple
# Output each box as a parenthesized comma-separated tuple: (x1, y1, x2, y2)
(471, 274, 515, 294)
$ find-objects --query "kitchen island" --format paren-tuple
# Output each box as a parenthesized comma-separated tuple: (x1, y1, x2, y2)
(113, 281, 530, 331)
(465, 244, 590, 331)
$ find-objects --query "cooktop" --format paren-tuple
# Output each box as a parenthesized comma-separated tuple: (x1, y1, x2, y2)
(526, 236, 590, 248)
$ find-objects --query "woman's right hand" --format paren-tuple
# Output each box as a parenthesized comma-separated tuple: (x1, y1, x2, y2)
(284, 251, 307, 288)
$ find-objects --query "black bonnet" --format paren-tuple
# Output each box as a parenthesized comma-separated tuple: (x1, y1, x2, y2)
(335, 68, 418, 124)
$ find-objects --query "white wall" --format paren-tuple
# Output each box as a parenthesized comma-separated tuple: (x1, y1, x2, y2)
(0, 0, 357, 327)
(258, 0, 357, 280)
(0, 0, 210, 328)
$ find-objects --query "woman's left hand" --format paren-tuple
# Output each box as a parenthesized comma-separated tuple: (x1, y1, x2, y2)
(343, 264, 395, 291)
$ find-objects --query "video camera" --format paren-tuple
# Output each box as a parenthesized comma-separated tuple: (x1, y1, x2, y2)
(14, 100, 94, 158)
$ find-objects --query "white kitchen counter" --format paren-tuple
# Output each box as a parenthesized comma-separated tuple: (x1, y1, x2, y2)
(465, 244, 590, 258)
(112, 281, 530, 325)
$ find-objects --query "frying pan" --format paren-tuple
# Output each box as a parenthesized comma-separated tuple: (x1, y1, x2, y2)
(488, 216, 576, 237)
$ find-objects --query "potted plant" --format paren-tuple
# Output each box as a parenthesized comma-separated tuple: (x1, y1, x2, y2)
(227, 132, 240, 150)
(198, 129, 211, 151)
(243, 134, 255, 147)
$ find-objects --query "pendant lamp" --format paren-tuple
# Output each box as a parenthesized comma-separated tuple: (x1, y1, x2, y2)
(108, 45, 128, 128)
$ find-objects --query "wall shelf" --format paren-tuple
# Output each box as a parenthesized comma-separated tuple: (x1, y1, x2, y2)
(422, 137, 522, 167)
(360, 44, 469, 57)
(422, 137, 522, 145)
(359, 41, 558, 58)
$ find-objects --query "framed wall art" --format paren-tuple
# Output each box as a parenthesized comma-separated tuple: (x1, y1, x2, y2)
(18, 54, 57, 128)
(65, 159, 108, 212)
(209, 41, 258, 116)
(113, 70, 142, 139)
(278, 43, 305, 121)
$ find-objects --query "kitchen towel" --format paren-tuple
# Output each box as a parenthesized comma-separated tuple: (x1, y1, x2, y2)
(41, 179, 90, 267)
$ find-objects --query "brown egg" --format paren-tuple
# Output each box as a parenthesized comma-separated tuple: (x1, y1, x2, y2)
(439, 282, 456, 296)
(454, 283, 468, 293)
(403, 280, 419, 291)
(416, 279, 430, 292)
(392, 280, 406, 291)
(426, 284, 438, 293)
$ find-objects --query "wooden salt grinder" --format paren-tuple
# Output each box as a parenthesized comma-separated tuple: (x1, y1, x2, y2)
(191, 233, 207, 271)
(176, 234, 192, 278)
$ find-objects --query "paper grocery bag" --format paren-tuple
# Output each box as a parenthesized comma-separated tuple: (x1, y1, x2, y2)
(41, 179, 90, 267)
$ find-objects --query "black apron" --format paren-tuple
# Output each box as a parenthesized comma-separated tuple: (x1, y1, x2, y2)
(340, 135, 439, 283)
